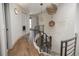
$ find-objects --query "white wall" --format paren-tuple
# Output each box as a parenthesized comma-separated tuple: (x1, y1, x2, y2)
(29, 15, 39, 42)
(75, 4, 79, 56)
(0, 3, 78, 56)
(7, 4, 29, 48)
(38, 3, 76, 54)
(31, 15, 39, 29)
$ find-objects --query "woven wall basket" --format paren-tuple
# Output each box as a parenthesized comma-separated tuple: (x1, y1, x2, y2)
(49, 20, 55, 27)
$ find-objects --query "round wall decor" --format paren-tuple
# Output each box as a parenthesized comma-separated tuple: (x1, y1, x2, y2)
(49, 20, 55, 27)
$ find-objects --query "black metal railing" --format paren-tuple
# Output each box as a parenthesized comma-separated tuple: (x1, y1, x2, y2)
(60, 34, 77, 56)
(30, 28, 52, 53)
(39, 32, 52, 53)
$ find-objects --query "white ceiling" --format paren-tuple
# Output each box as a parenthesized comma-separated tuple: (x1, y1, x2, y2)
(18, 3, 58, 15)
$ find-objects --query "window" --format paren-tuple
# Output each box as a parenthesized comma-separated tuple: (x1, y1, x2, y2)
(29, 17, 32, 28)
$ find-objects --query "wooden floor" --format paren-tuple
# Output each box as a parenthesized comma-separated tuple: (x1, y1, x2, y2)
(8, 34, 39, 56)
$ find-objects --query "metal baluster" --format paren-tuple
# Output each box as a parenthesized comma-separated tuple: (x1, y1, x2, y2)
(74, 33, 77, 56)
(65, 41, 67, 56)
(60, 41, 63, 56)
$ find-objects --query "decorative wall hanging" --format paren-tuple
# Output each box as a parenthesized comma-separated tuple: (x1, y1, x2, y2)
(49, 20, 55, 27)
(46, 4, 57, 15)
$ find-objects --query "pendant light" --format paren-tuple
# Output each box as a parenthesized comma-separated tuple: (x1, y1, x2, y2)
(46, 4, 57, 15)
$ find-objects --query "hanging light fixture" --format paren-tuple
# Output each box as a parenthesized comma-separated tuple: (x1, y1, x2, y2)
(46, 4, 57, 15)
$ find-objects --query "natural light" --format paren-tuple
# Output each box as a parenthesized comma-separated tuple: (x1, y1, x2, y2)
(29, 18, 32, 28)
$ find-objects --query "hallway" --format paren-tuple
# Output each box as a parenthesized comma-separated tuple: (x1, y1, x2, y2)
(0, 3, 79, 56)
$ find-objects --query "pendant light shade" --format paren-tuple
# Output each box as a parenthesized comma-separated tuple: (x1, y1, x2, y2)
(46, 4, 57, 15)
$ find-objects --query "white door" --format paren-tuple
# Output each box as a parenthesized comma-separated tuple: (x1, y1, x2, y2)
(0, 3, 7, 56)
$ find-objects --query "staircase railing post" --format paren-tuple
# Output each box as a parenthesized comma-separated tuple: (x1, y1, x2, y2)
(60, 41, 63, 56)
